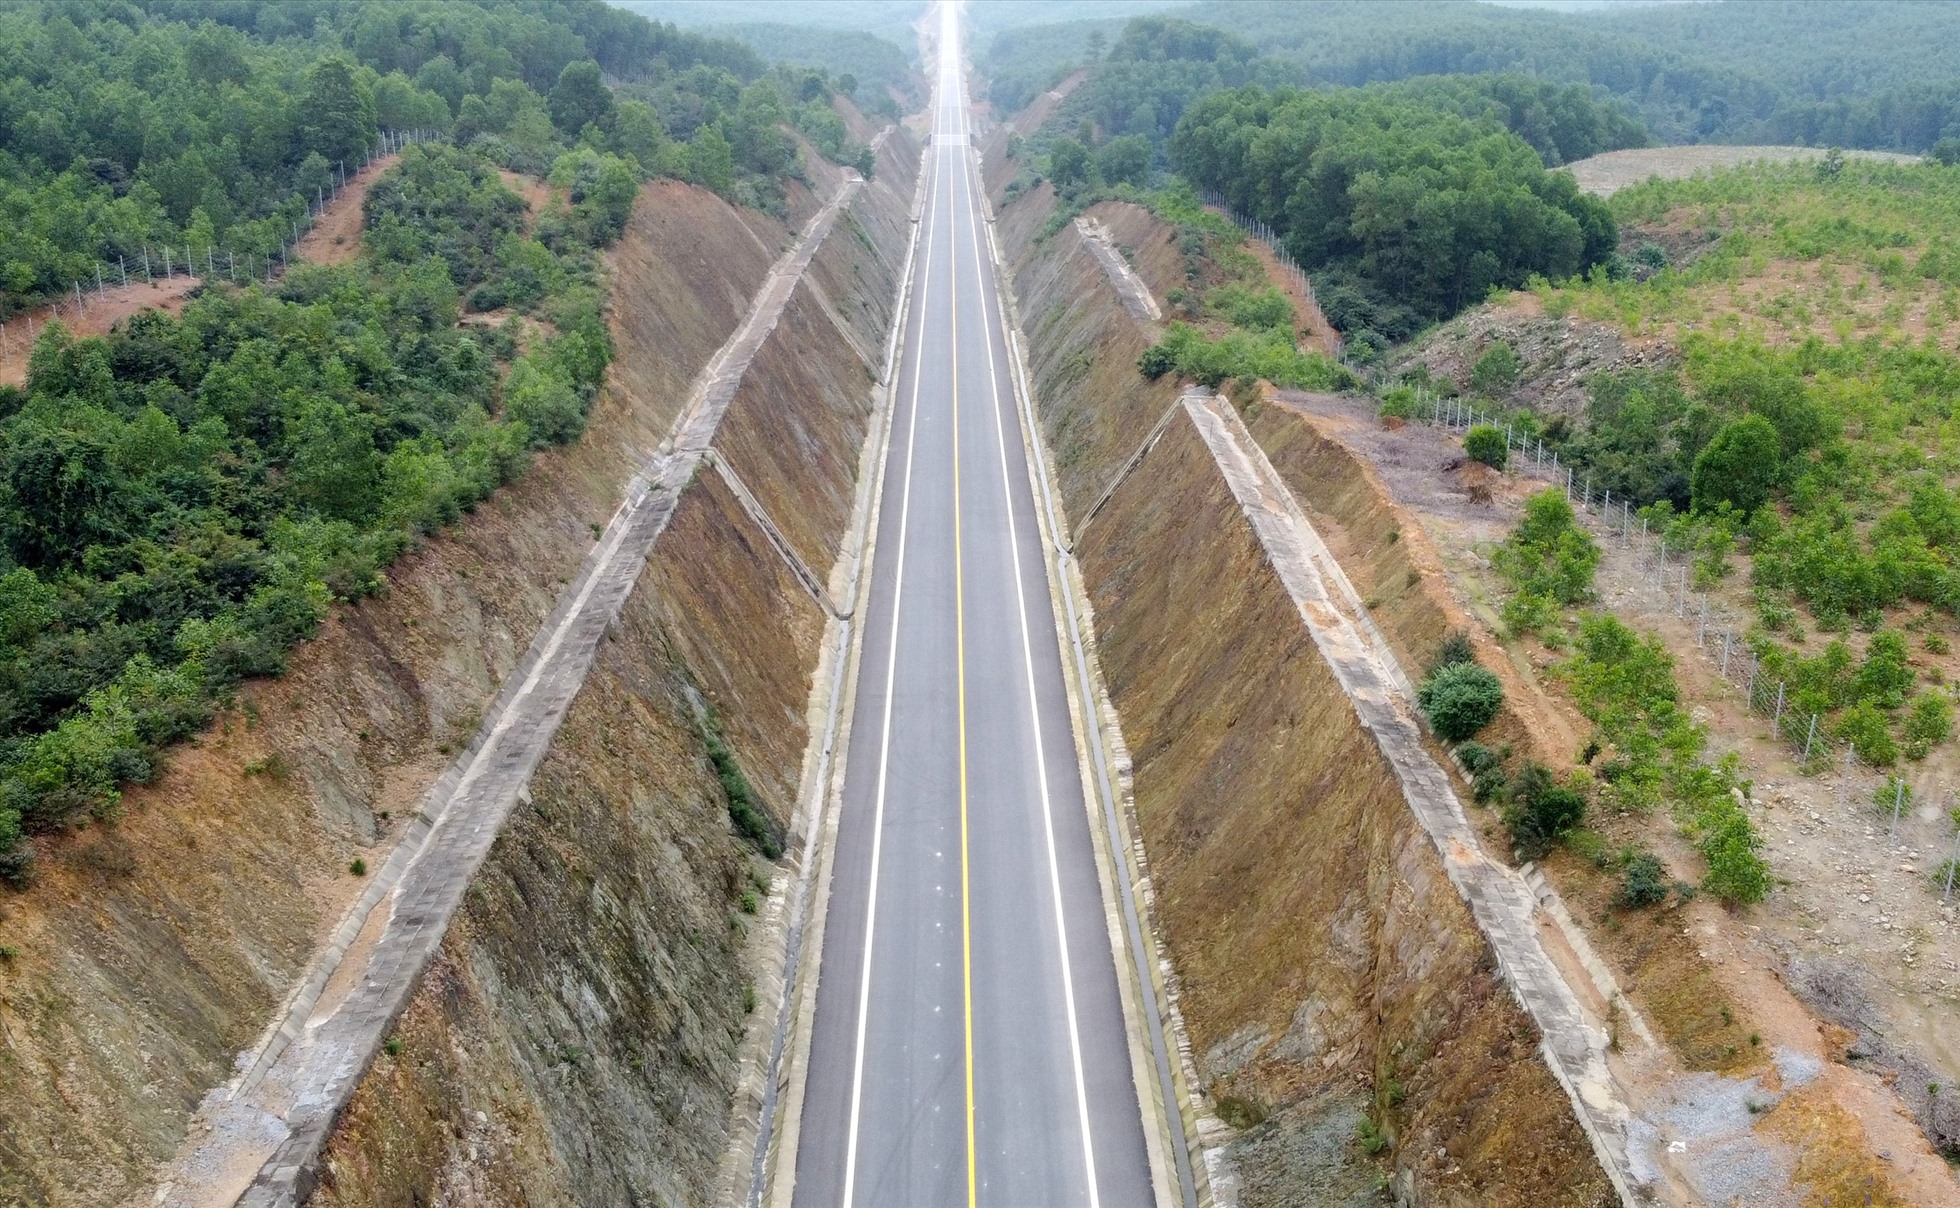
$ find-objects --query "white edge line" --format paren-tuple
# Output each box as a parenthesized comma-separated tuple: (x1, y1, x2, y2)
(839, 123, 943, 1208)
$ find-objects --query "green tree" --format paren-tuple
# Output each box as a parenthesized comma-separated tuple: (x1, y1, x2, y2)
(1690, 413, 1781, 514)
(285, 399, 382, 522)
(549, 60, 616, 138)
(1418, 661, 1505, 741)
(1048, 136, 1094, 191)
(1469, 342, 1521, 394)
(688, 123, 736, 197)
(1095, 134, 1151, 187)
(300, 57, 376, 165)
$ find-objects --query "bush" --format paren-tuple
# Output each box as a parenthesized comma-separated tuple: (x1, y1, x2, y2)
(1455, 740, 1500, 774)
(1138, 343, 1178, 379)
(1469, 342, 1521, 394)
(1616, 850, 1670, 908)
(1418, 662, 1504, 742)
(1689, 414, 1781, 515)
(1502, 761, 1587, 858)
(703, 711, 781, 858)
(1378, 386, 1423, 420)
(1494, 490, 1600, 633)
(1904, 690, 1954, 760)
(1464, 423, 1508, 469)
(1835, 699, 1898, 766)
(1699, 808, 1770, 904)
(1431, 630, 1477, 674)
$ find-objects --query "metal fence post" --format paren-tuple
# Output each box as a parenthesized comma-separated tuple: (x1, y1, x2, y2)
(1774, 683, 1786, 730)
(1803, 713, 1819, 762)
(1889, 778, 1907, 841)
(1840, 745, 1856, 808)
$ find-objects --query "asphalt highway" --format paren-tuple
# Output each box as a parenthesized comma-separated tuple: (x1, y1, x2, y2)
(789, 7, 1158, 1206)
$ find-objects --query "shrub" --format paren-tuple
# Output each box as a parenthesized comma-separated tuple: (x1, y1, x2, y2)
(1689, 414, 1781, 514)
(1835, 699, 1898, 766)
(1503, 761, 1587, 858)
(1699, 809, 1771, 904)
(1455, 741, 1500, 774)
(1431, 630, 1477, 674)
(1378, 386, 1422, 420)
(703, 711, 782, 858)
(1464, 423, 1508, 469)
(1469, 342, 1521, 394)
(1873, 774, 1914, 817)
(1138, 342, 1178, 379)
(1472, 764, 1509, 805)
(1904, 690, 1954, 759)
(1418, 662, 1504, 742)
(1616, 850, 1670, 908)
(1495, 490, 1600, 633)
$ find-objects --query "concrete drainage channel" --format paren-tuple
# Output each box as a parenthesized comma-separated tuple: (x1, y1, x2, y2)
(150, 174, 868, 1208)
(1180, 388, 1641, 1205)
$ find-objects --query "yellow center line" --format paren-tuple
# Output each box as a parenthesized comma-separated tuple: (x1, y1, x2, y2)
(949, 138, 978, 1208)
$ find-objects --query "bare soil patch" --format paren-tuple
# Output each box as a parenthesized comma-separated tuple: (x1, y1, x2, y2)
(293, 152, 400, 267)
(1565, 146, 1921, 197)
(0, 276, 202, 387)
(1270, 390, 1960, 1197)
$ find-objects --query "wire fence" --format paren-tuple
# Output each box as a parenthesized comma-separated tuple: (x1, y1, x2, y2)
(0, 128, 441, 363)
(1198, 190, 1344, 360)
(1416, 388, 1960, 898)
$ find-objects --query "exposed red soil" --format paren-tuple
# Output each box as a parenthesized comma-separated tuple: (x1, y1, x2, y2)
(293, 152, 401, 267)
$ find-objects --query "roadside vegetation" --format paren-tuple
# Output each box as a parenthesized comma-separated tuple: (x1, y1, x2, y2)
(0, 0, 873, 881)
(0, 0, 874, 321)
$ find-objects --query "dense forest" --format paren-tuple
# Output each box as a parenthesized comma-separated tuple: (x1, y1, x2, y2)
(1183, 0, 1960, 151)
(988, 0, 1960, 154)
(689, 23, 917, 116)
(0, 0, 871, 318)
(0, 0, 873, 880)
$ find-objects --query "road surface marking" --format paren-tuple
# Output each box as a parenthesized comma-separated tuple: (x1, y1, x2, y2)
(838, 136, 942, 1208)
(953, 129, 1104, 1208)
(949, 133, 979, 1208)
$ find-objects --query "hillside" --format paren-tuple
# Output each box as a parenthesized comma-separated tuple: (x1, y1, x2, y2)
(1387, 152, 1960, 1165)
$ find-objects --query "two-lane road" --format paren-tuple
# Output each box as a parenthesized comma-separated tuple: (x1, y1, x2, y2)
(790, 6, 1159, 1206)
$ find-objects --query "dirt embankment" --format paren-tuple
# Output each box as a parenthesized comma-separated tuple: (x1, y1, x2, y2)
(994, 167, 1614, 1204)
(0, 160, 884, 1205)
(305, 127, 922, 1206)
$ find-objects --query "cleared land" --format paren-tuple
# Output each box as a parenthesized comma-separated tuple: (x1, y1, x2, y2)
(1565, 145, 1921, 197)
